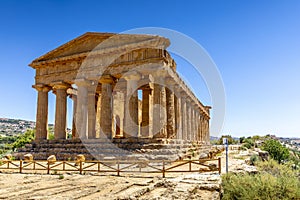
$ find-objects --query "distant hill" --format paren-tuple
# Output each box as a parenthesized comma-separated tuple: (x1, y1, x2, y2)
(0, 118, 55, 137)
(0, 118, 37, 137)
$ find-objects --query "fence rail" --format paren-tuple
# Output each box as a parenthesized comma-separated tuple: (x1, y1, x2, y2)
(0, 158, 221, 178)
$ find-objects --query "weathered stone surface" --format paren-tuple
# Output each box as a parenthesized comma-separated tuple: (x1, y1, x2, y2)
(75, 154, 85, 166)
(24, 153, 33, 162)
(47, 155, 56, 164)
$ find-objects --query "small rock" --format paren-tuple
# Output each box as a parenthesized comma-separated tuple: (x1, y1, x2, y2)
(24, 154, 33, 162)
(47, 155, 56, 165)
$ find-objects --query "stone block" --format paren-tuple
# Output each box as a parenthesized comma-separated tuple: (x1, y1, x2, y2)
(47, 155, 56, 164)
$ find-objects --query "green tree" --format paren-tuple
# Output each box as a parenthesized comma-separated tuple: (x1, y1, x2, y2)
(216, 135, 237, 145)
(262, 139, 290, 164)
(11, 129, 35, 150)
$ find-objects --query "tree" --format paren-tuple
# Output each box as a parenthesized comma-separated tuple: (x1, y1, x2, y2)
(11, 129, 35, 151)
(262, 139, 290, 164)
(216, 135, 237, 145)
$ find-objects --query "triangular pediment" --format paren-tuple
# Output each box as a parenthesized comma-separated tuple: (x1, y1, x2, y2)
(30, 32, 170, 65)
(31, 32, 116, 63)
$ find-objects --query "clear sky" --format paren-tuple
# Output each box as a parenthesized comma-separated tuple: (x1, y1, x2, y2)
(0, 0, 299, 138)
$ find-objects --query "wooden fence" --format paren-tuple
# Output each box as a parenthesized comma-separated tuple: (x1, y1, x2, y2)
(0, 158, 221, 178)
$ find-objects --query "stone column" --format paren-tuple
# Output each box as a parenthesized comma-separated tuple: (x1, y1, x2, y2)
(166, 88, 175, 139)
(175, 93, 182, 140)
(34, 85, 51, 140)
(124, 73, 140, 138)
(200, 114, 204, 143)
(99, 75, 114, 139)
(76, 81, 88, 139)
(195, 111, 200, 142)
(141, 86, 151, 138)
(70, 94, 78, 139)
(152, 83, 162, 138)
(160, 86, 167, 138)
(87, 82, 97, 139)
(191, 108, 195, 141)
(53, 83, 70, 140)
(180, 92, 187, 140)
(186, 98, 191, 141)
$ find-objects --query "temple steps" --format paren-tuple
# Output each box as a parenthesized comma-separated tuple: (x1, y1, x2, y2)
(14, 138, 211, 161)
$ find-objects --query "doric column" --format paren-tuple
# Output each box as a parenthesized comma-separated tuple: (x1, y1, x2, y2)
(87, 82, 97, 139)
(174, 90, 182, 140)
(99, 75, 114, 139)
(124, 73, 140, 138)
(191, 108, 195, 141)
(152, 83, 162, 138)
(141, 86, 151, 138)
(166, 87, 175, 139)
(76, 81, 88, 139)
(53, 83, 70, 139)
(200, 114, 204, 143)
(160, 86, 167, 138)
(113, 79, 126, 138)
(34, 85, 51, 140)
(186, 98, 191, 141)
(195, 110, 200, 142)
(180, 92, 187, 140)
(70, 94, 78, 139)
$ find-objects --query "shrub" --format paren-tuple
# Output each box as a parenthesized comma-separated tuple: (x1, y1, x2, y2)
(250, 154, 258, 165)
(58, 174, 64, 179)
(222, 160, 300, 200)
(262, 139, 289, 164)
(11, 129, 35, 150)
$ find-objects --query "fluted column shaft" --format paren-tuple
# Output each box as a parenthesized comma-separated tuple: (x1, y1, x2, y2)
(34, 85, 50, 140)
(166, 88, 175, 139)
(186, 99, 191, 140)
(88, 84, 97, 139)
(99, 76, 114, 139)
(71, 94, 78, 139)
(76, 83, 88, 139)
(175, 94, 182, 139)
(141, 87, 151, 137)
(54, 83, 69, 139)
(181, 93, 187, 140)
(124, 77, 139, 138)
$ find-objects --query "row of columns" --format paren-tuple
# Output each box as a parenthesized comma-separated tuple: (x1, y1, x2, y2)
(34, 76, 210, 143)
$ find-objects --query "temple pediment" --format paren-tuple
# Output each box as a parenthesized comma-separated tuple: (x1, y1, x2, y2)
(30, 32, 170, 66)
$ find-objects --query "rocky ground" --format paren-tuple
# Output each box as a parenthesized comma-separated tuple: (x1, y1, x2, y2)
(0, 147, 258, 200)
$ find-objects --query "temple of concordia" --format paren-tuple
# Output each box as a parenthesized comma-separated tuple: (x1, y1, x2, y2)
(16, 32, 211, 161)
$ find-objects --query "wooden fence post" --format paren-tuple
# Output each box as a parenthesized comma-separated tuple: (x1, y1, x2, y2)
(218, 157, 221, 174)
(117, 160, 120, 176)
(189, 158, 192, 172)
(47, 161, 50, 174)
(162, 160, 165, 178)
(19, 160, 22, 173)
(79, 161, 82, 174)
(98, 161, 100, 173)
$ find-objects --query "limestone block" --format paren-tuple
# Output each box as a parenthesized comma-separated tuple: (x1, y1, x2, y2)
(24, 154, 33, 162)
(47, 155, 56, 165)
(75, 154, 85, 166)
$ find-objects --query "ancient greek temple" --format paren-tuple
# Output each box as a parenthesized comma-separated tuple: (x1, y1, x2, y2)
(29, 32, 210, 145)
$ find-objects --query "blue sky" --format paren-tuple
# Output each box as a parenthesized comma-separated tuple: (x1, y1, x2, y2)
(0, 0, 299, 138)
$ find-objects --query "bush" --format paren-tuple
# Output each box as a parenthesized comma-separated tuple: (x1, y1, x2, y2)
(11, 129, 35, 150)
(250, 154, 259, 165)
(216, 135, 238, 145)
(262, 139, 289, 164)
(222, 160, 300, 200)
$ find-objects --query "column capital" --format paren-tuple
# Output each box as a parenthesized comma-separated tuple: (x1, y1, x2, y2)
(99, 75, 115, 84)
(52, 82, 71, 90)
(32, 84, 51, 92)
